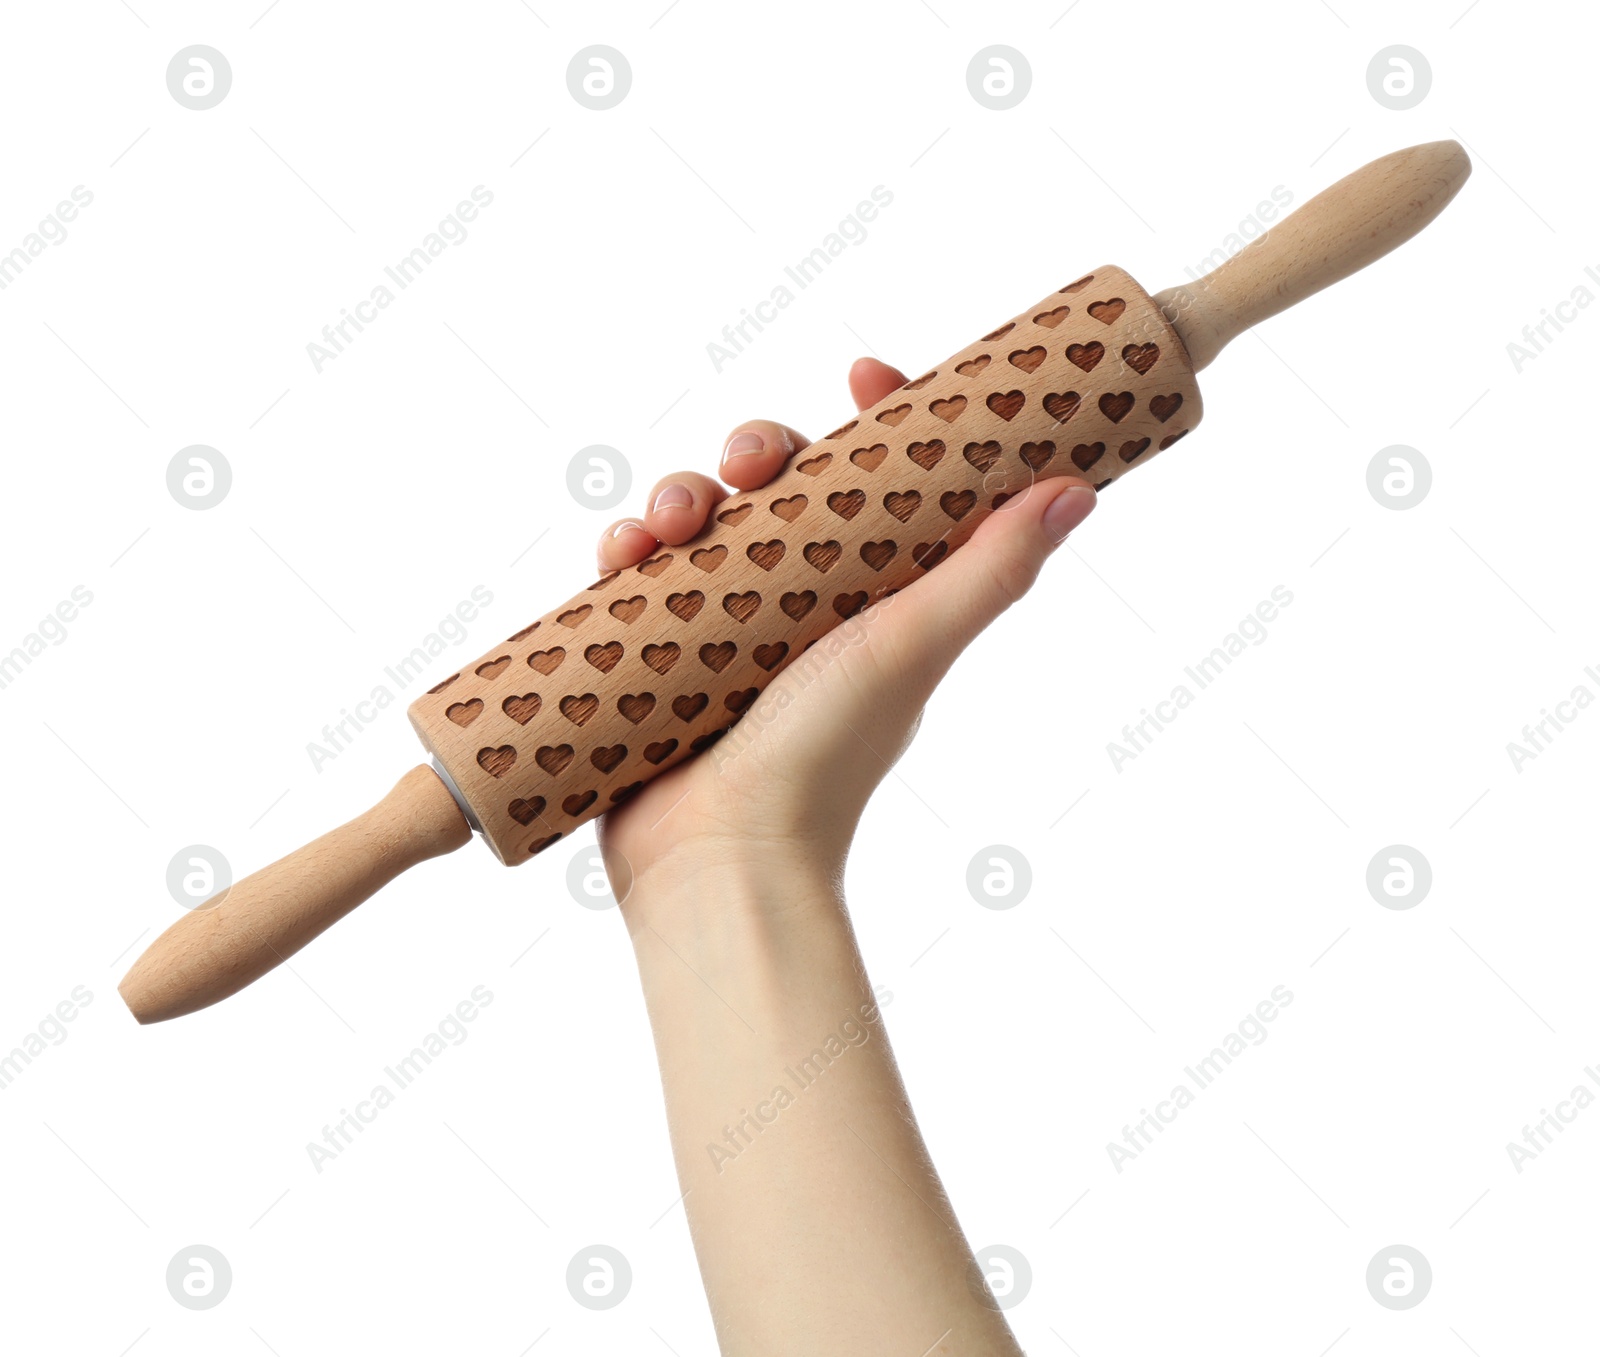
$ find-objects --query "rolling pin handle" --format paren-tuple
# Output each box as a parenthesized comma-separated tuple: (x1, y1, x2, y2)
(118, 765, 471, 1024)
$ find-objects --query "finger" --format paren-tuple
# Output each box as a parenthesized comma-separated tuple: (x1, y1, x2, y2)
(719, 420, 807, 492)
(597, 518, 658, 572)
(848, 357, 911, 412)
(643, 470, 729, 546)
(865, 476, 1098, 693)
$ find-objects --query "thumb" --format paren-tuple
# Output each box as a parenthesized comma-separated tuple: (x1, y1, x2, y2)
(862, 477, 1097, 694)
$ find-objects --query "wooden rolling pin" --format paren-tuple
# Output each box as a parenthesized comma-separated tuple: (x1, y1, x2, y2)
(120, 141, 1471, 1023)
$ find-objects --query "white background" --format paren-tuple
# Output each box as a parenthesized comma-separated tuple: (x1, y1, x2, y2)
(0, 1, 1593, 1352)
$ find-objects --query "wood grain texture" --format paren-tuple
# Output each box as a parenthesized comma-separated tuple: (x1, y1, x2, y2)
(1155, 139, 1471, 371)
(409, 266, 1202, 863)
(118, 766, 470, 1023)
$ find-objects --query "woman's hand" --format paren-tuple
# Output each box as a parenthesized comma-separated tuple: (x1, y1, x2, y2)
(596, 357, 1097, 904)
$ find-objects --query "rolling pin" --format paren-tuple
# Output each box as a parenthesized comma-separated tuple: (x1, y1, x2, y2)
(120, 141, 1471, 1023)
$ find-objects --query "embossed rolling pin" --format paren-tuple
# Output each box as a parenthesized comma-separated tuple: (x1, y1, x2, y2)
(120, 140, 1470, 1023)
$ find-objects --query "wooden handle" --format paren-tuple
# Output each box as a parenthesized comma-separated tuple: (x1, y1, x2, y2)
(1153, 140, 1471, 371)
(119, 766, 470, 1023)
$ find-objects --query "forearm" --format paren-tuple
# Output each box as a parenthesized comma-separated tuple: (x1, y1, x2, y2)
(623, 855, 1021, 1356)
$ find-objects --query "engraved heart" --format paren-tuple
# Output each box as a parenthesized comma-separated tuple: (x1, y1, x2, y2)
(609, 595, 646, 624)
(982, 321, 1015, 341)
(1071, 442, 1106, 470)
(476, 656, 511, 680)
(963, 441, 1003, 472)
(1159, 429, 1189, 451)
(797, 453, 832, 475)
(591, 745, 627, 774)
(535, 744, 574, 775)
(589, 571, 620, 591)
(557, 606, 592, 628)
(506, 622, 539, 643)
(700, 640, 737, 672)
(717, 503, 753, 526)
(528, 647, 566, 675)
(876, 403, 913, 426)
(637, 552, 673, 578)
(585, 641, 623, 673)
(691, 729, 727, 753)
(428, 673, 460, 694)
(508, 796, 546, 826)
(641, 642, 681, 674)
(1033, 306, 1070, 329)
(1043, 391, 1082, 423)
(1122, 343, 1160, 375)
(478, 746, 517, 778)
(618, 693, 657, 723)
(1066, 342, 1104, 372)
(725, 688, 759, 714)
(827, 490, 866, 520)
(825, 419, 857, 439)
(723, 591, 762, 624)
(559, 693, 600, 726)
(528, 833, 563, 855)
(940, 490, 977, 520)
(644, 739, 678, 764)
(955, 356, 992, 376)
(906, 440, 945, 470)
(861, 540, 898, 571)
(666, 591, 705, 621)
(673, 693, 709, 722)
(1009, 346, 1048, 373)
(850, 444, 888, 472)
(834, 591, 869, 618)
(780, 590, 817, 619)
(803, 541, 842, 572)
(563, 791, 598, 817)
(1150, 392, 1184, 423)
(502, 693, 541, 724)
(690, 545, 728, 572)
(987, 390, 1025, 420)
(912, 541, 949, 570)
(771, 495, 807, 521)
(446, 699, 483, 727)
(930, 396, 968, 423)
(902, 370, 939, 390)
(883, 490, 922, 523)
(1020, 441, 1056, 470)
(747, 540, 786, 571)
(1062, 274, 1094, 293)
(610, 783, 642, 805)
(1120, 437, 1151, 463)
(1099, 391, 1135, 423)
(753, 642, 789, 671)
(1088, 298, 1126, 325)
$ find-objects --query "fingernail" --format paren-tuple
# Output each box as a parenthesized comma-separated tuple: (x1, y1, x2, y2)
(1042, 485, 1096, 546)
(722, 431, 765, 460)
(609, 517, 646, 539)
(652, 483, 693, 511)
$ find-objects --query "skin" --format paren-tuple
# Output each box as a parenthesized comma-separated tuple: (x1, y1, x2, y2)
(594, 357, 1095, 1355)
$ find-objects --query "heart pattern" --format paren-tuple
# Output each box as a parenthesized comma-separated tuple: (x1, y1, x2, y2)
(410, 265, 1200, 862)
